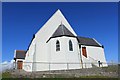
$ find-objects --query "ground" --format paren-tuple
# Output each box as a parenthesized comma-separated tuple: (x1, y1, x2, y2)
(1, 65, 119, 79)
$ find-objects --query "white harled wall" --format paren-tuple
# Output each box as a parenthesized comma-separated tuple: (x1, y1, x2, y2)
(49, 36, 81, 70)
(34, 41, 49, 71)
(23, 39, 36, 72)
(81, 45, 108, 67)
(29, 36, 82, 71)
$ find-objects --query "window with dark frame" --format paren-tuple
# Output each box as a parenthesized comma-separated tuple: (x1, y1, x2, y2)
(56, 40, 60, 51)
(69, 40, 73, 51)
(82, 47, 87, 58)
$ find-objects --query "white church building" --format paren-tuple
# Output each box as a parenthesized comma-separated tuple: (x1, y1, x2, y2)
(14, 9, 108, 72)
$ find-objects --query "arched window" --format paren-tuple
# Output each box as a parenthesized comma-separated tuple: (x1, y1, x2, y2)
(69, 40, 73, 51)
(56, 40, 60, 51)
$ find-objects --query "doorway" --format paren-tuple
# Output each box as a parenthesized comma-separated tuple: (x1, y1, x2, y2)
(17, 61, 23, 69)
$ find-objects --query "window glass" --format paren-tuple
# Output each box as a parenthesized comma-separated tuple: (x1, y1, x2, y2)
(69, 40, 73, 51)
(56, 40, 60, 51)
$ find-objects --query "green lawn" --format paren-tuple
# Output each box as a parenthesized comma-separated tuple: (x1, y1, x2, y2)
(79, 75, 110, 78)
(2, 72, 11, 78)
(1, 65, 119, 79)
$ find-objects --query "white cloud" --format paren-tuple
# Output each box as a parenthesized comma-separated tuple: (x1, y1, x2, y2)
(0, 60, 15, 72)
(1, 61, 8, 65)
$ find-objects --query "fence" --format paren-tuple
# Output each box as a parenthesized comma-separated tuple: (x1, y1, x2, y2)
(11, 61, 118, 71)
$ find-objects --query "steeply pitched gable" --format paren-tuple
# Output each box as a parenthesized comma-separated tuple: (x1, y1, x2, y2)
(35, 9, 77, 43)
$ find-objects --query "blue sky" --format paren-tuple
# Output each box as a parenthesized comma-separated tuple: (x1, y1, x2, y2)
(2, 2, 118, 63)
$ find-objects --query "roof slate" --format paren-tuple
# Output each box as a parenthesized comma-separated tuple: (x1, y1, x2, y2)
(77, 36, 101, 47)
(51, 24, 75, 37)
(15, 50, 26, 59)
(46, 24, 102, 47)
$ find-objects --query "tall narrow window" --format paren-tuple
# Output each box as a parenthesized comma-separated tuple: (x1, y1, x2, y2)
(82, 47, 87, 58)
(69, 40, 73, 51)
(56, 40, 60, 51)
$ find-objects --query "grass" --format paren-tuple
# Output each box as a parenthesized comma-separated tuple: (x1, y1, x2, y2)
(102, 65, 118, 72)
(2, 71, 11, 78)
(79, 75, 110, 78)
(1, 64, 119, 79)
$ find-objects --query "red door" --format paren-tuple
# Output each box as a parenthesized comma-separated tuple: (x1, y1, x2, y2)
(17, 61, 23, 69)
(82, 47, 87, 58)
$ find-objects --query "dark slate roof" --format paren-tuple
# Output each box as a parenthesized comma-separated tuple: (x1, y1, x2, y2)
(77, 36, 101, 47)
(46, 24, 75, 43)
(51, 24, 75, 37)
(46, 24, 102, 47)
(15, 50, 26, 59)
